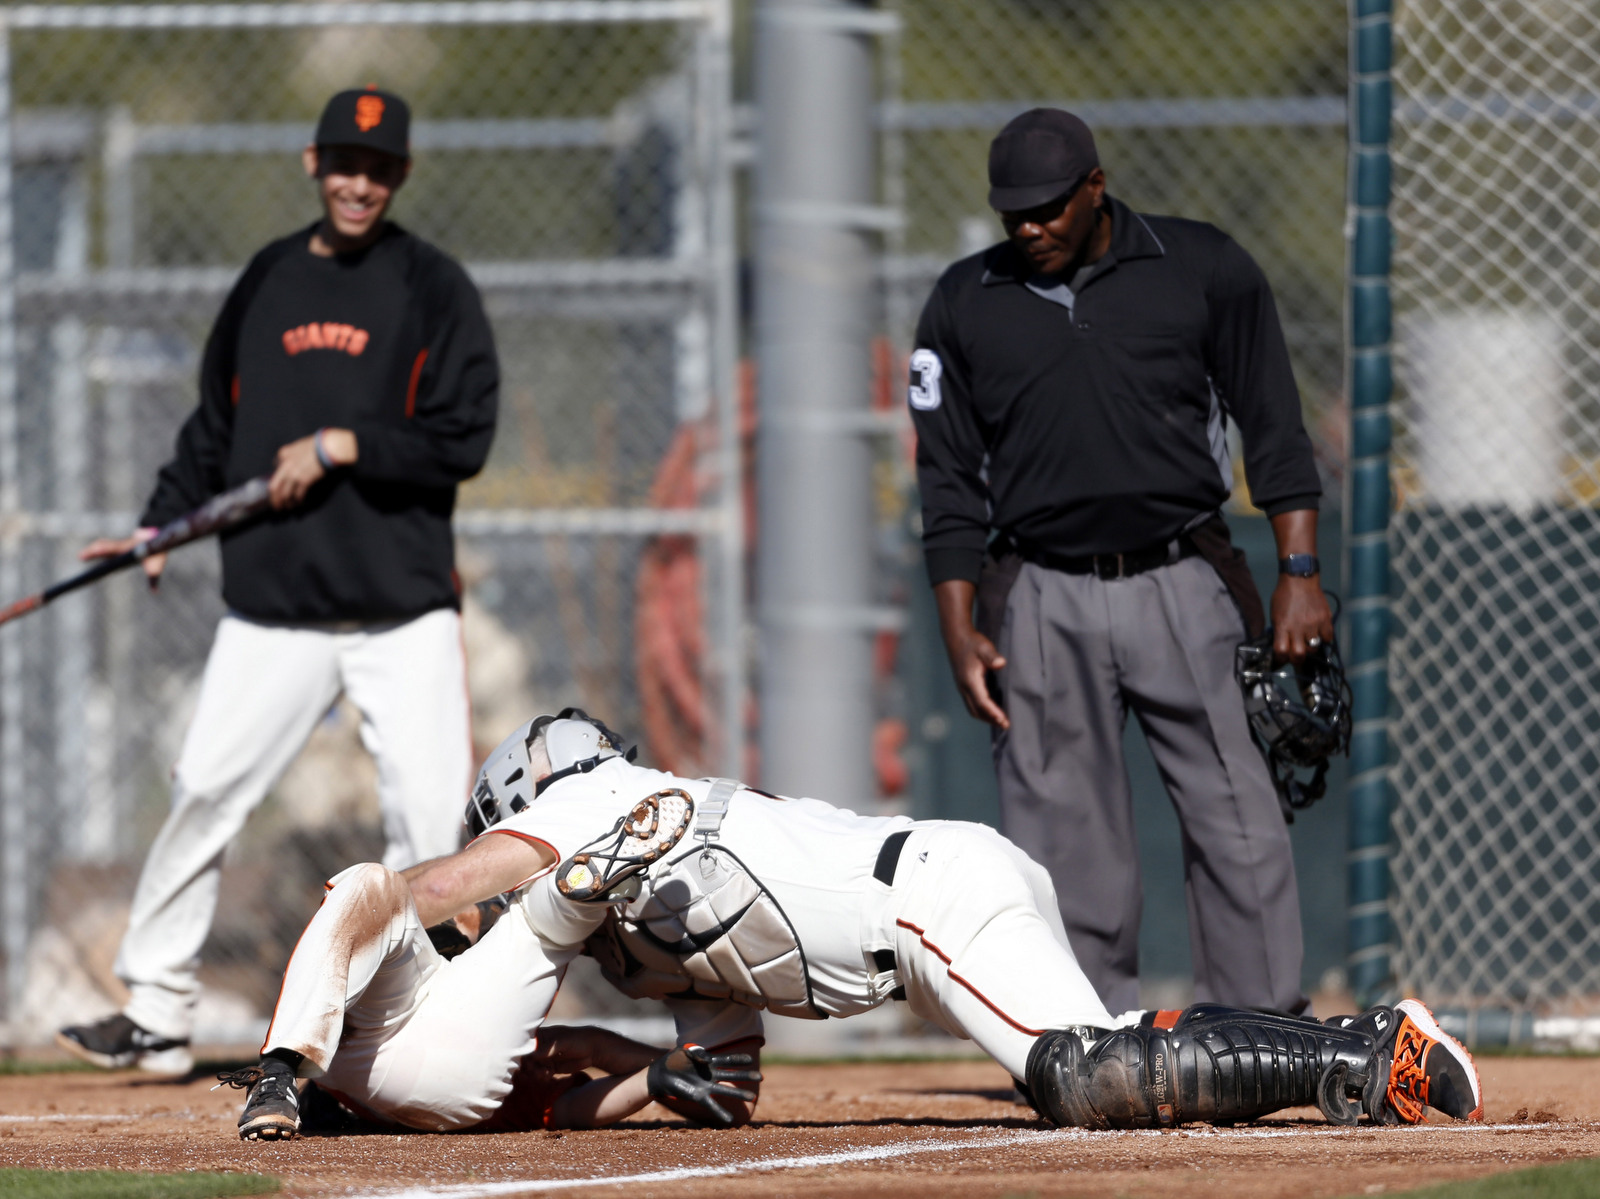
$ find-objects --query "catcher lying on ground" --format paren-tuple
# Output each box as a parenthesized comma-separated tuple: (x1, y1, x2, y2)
(224, 710, 1482, 1140)
(219, 1022, 755, 1134)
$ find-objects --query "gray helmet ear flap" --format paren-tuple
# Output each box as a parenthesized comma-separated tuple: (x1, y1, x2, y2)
(534, 709, 636, 797)
(524, 713, 558, 748)
(464, 717, 543, 838)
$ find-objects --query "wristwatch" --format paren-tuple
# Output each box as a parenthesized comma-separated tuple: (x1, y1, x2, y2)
(1279, 554, 1320, 578)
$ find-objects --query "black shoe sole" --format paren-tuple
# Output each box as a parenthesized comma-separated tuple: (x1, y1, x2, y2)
(54, 1030, 191, 1075)
(239, 1117, 299, 1141)
(54, 1031, 135, 1070)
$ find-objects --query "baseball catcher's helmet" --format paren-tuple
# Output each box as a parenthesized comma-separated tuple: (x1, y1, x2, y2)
(464, 707, 635, 838)
(1234, 627, 1352, 821)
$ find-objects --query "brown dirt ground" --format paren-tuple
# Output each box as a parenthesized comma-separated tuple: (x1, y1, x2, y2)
(0, 1056, 1595, 1198)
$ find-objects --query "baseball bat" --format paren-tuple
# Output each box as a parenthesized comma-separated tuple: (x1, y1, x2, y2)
(0, 475, 273, 628)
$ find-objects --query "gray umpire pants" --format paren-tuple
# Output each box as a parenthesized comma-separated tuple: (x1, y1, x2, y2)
(992, 555, 1308, 1017)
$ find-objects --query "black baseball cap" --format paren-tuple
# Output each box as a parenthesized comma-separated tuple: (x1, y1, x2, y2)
(988, 108, 1099, 212)
(315, 87, 410, 159)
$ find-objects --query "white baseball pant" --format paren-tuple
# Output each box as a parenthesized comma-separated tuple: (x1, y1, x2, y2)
(887, 823, 1130, 1080)
(262, 862, 564, 1131)
(118, 608, 473, 1041)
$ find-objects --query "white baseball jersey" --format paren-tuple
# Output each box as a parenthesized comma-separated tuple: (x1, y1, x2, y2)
(493, 759, 913, 1016)
(491, 758, 1124, 1076)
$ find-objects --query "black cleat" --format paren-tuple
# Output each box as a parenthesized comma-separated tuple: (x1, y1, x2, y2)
(56, 1013, 192, 1075)
(218, 1058, 301, 1141)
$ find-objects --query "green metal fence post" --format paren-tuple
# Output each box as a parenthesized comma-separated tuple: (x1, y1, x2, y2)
(1346, 0, 1395, 1005)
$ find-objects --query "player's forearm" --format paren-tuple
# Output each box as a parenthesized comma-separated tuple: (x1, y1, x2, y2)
(404, 835, 548, 928)
(405, 862, 480, 928)
(584, 1029, 669, 1077)
(348, 418, 495, 489)
(547, 1071, 653, 1129)
(933, 579, 979, 654)
(1268, 507, 1318, 559)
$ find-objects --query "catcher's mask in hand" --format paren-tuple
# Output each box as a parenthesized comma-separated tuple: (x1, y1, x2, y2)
(1235, 611, 1352, 820)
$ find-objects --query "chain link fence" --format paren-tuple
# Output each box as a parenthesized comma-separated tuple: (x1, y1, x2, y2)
(1, 0, 1370, 1050)
(0, 1, 740, 1046)
(1389, 0, 1600, 1013)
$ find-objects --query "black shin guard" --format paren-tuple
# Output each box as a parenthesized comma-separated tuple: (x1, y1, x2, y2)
(1025, 1005, 1387, 1129)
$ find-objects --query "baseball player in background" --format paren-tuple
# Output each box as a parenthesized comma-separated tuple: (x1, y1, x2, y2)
(219, 712, 1479, 1140)
(58, 86, 499, 1076)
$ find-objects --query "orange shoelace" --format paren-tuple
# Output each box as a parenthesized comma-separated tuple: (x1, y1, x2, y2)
(1386, 1018, 1433, 1123)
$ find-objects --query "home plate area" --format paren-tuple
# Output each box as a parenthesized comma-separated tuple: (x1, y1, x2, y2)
(1, 1057, 1595, 1198)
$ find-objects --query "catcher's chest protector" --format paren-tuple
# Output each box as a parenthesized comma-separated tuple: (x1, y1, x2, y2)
(586, 844, 822, 1019)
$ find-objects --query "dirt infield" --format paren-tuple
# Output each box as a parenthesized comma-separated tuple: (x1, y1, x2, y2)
(0, 1056, 1595, 1198)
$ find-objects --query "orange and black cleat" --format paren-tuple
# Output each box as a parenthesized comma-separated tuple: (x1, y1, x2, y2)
(1334, 999, 1484, 1123)
(1383, 999, 1484, 1122)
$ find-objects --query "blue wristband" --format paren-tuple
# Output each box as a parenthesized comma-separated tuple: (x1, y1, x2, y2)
(1279, 553, 1320, 577)
(314, 429, 336, 471)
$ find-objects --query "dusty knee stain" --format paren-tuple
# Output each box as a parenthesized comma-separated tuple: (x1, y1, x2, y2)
(332, 863, 411, 945)
(285, 864, 412, 1072)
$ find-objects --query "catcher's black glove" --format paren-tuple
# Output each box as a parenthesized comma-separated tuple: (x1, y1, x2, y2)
(646, 1043, 761, 1127)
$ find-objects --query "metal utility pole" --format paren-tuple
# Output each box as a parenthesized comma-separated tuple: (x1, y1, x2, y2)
(754, 0, 897, 801)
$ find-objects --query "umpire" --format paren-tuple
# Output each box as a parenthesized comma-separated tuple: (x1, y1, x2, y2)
(909, 109, 1330, 1016)
(58, 87, 498, 1073)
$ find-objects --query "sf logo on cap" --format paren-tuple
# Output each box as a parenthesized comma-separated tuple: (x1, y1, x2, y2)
(355, 95, 385, 132)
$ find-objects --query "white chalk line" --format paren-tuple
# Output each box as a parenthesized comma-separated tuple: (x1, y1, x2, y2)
(358, 1122, 1565, 1199)
(0, 1110, 208, 1123)
(0, 1113, 138, 1123)
(363, 1130, 1050, 1198)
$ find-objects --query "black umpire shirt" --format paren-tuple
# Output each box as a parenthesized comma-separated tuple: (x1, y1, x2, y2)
(910, 195, 1320, 587)
(142, 222, 499, 623)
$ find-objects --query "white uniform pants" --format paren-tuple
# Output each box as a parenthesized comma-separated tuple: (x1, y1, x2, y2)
(264, 863, 564, 1131)
(118, 609, 473, 1041)
(889, 823, 1131, 1080)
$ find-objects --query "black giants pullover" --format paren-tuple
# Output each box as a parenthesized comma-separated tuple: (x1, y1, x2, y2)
(910, 196, 1320, 586)
(142, 223, 499, 622)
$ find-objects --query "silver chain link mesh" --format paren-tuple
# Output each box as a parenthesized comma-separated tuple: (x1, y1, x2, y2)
(1389, 0, 1600, 1009)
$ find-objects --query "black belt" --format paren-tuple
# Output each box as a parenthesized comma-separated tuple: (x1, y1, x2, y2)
(1013, 536, 1197, 580)
(871, 831, 911, 1001)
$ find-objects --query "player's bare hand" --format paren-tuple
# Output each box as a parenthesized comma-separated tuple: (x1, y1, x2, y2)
(950, 629, 1009, 727)
(934, 579, 1009, 729)
(270, 428, 357, 509)
(80, 528, 165, 586)
(1271, 575, 1334, 664)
